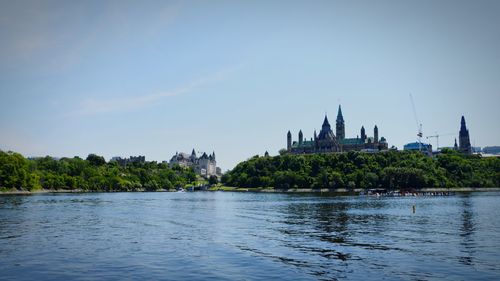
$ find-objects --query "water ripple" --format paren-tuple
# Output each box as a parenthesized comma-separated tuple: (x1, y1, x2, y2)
(1, 192, 500, 280)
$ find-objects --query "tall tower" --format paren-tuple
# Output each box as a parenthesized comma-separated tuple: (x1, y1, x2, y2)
(374, 125, 379, 143)
(336, 105, 345, 140)
(459, 116, 472, 154)
(287, 131, 292, 151)
(298, 130, 303, 146)
(360, 126, 366, 142)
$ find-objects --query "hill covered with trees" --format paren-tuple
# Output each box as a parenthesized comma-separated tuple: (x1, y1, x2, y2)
(221, 149, 500, 190)
(0, 150, 196, 192)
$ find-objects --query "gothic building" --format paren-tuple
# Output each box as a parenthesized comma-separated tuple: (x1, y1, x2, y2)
(169, 149, 219, 176)
(458, 116, 472, 154)
(287, 105, 388, 154)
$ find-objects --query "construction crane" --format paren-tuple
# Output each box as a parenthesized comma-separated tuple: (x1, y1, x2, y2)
(409, 93, 423, 151)
(426, 132, 456, 151)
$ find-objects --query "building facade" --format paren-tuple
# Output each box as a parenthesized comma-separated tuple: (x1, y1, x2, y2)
(403, 142, 433, 155)
(287, 105, 388, 154)
(169, 149, 219, 177)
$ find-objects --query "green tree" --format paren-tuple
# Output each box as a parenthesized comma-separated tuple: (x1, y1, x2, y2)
(208, 175, 218, 185)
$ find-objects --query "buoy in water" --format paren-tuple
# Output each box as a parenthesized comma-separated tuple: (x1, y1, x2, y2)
(412, 205, 416, 214)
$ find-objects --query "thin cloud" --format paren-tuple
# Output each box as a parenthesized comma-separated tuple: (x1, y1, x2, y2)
(73, 66, 240, 115)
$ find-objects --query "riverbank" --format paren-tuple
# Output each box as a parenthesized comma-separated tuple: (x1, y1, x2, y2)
(209, 186, 500, 194)
(3, 187, 500, 195)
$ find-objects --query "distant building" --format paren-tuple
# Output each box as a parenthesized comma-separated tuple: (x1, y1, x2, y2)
(286, 105, 389, 154)
(110, 155, 145, 166)
(169, 149, 219, 177)
(458, 116, 472, 154)
(482, 146, 500, 155)
(403, 142, 433, 155)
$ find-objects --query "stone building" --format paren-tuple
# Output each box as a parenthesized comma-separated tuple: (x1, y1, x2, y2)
(169, 149, 219, 177)
(110, 155, 146, 166)
(458, 116, 472, 154)
(287, 105, 388, 154)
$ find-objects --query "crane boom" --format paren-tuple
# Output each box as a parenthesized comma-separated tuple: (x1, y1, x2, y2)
(409, 93, 423, 150)
(426, 132, 456, 151)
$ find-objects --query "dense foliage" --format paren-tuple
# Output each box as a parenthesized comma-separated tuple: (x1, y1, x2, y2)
(222, 149, 500, 189)
(0, 151, 196, 192)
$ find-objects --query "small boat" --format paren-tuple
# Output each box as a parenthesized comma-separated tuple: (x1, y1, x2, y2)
(176, 188, 185, 192)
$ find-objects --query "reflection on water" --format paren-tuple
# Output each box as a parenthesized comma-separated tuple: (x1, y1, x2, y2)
(1, 192, 500, 280)
(459, 196, 476, 266)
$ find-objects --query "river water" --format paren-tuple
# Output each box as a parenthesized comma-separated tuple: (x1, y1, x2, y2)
(1, 192, 499, 280)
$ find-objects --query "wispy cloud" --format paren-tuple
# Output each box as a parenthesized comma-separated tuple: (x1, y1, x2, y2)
(73, 66, 239, 115)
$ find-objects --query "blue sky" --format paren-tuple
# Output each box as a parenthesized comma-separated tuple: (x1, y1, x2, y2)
(1, 0, 499, 170)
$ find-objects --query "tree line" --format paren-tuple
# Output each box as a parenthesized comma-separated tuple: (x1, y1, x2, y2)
(0, 150, 196, 192)
(221, 149, 500, 189)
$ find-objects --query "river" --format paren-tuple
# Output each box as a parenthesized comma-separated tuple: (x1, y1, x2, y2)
(1, 192, 499, 280)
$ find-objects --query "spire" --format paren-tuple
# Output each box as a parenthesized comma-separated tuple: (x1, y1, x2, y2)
(322, 115, 330, 127)
(459, 116, 471, 154)
(191, 149, 196, 157)
(460, 115, 467, 131)
(336, 105, 344, 122)
(335, 105, 345, 140)
(454, 138, 458, 150)
(287, 130, 291, 137)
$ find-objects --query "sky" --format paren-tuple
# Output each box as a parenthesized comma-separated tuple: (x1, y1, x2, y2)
(1, 0, 499, 170)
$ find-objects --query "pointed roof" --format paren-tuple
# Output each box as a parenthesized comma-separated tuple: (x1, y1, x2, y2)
(336, 105, 344, 122)
(287, 130, 291, 136)
(322, 114, 330, 127)
(460, 116, 468, 132)
(191, 149, 196, 156)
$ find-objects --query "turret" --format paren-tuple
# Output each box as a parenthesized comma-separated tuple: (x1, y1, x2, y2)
(298, 130, 303, 146)
(374, 125, 379, 143)
(190, 149, 197, 159)
(287, 131, 292, 151)
(336, 105, 345, 140)
(361, 126, 366, 142)
(454, 138, 458, 150)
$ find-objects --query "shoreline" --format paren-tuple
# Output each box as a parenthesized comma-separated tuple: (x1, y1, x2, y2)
(1, 187, 500, 195)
